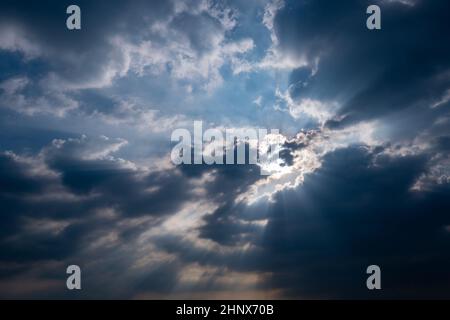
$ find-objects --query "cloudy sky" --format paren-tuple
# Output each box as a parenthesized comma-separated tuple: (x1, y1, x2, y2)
(1, 0, 450, 299)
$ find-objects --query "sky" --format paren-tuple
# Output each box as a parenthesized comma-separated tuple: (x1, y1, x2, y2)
(0, 0, 450, 299)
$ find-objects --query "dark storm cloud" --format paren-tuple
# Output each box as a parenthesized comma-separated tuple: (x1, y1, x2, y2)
(3, 138, 449, 298)
(273, 0, 450, 128)
(0, 135, 270, 298)
(175, 147, 269, 245)
(197, 143, 450, 298)
(0, 136, 193, 264)
(0, 153, 44, 195)
(0, 0, 173, 87)
(0, 153, 42, 240)
(0, 151, 84, 263)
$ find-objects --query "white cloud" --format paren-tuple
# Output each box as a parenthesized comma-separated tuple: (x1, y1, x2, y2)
(253, 95, 262, 107)
(48, 135, 128, 161)
(431, 88, 450, 109)
(0, 76, 79, 117)
(0, 25, 41, 59)
(0, 76, 29, 95)
(113, 28, 254, 92)
(275, 88, 338, 124)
